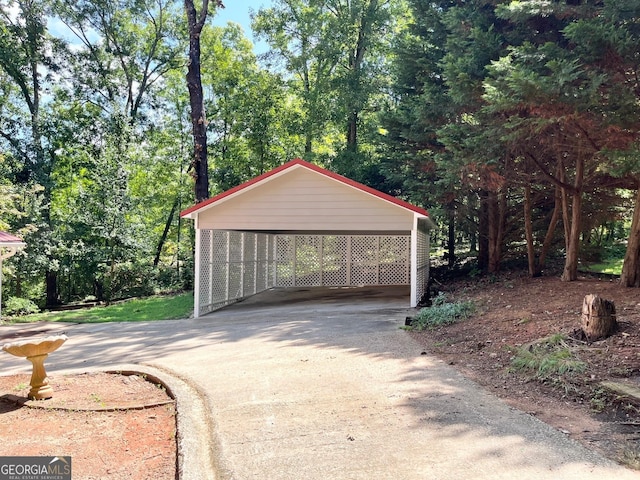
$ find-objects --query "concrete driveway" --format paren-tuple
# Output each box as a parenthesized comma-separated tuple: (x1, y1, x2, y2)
(2, 286, 639, 480)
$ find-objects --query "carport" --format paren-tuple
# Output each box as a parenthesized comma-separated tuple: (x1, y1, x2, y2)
(180, 159, 434, 317)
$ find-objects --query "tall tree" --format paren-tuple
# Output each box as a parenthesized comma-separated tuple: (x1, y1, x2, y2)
(185, 0, 223, 203)
(0, 0, 65, 305)
(253, 0, 342, 156)
(485, 2, 640, 281)
(54, 0, 184, 123)
(560, 1, 640, 286)
(326, 0, 392, 152)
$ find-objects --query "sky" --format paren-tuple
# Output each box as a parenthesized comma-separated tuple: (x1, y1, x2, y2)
(211, 1, 273, 54)
(45, 1, 275, 54)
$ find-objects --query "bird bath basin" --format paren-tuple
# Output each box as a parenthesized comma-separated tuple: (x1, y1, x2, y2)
(2, 334, 67, 400)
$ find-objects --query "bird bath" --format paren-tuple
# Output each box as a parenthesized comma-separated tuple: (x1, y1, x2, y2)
(2, 335, 67, 400)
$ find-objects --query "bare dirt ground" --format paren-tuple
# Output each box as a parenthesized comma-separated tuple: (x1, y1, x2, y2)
(411, 273, 640, 470)
(0, 372, 176, 479)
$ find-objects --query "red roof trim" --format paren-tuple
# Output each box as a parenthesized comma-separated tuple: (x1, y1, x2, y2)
(180, 158, 429, 218)
(0, 231, 25, 243)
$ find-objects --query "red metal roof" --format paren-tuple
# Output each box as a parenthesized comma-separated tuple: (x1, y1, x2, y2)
(0, 231, 25, 244)
(180, 158, 429, 218)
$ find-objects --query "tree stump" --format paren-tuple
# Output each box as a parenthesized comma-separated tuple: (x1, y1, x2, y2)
(581, 294, 617, 342)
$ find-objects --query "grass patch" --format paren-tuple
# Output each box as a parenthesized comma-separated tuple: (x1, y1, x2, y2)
(7, 292, 193, 324)
(410, 293, 475, 331)
(510, 334, 586, 380)
(583, 257, 623, 275)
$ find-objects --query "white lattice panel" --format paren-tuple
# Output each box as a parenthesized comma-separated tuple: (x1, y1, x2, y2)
(197, 230, 280, 314)
(267, 235, 276, 288)
(256, 234, 269, 291)
(350, 236, 379, 285)
(198, 230, 213, 315)
(211, 231, 229, 304)
(276, 235, 295, 287)
(273, 234, 410, 288)
(243, 233, 257, 296)
(197, 229, 417, 315)
(321, 235, 348, 285)
(379, 236, 410, 285)
(295, 235, 322, 286)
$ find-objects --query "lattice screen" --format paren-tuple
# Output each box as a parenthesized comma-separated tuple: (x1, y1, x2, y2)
(198, 230, 275, 316)
(198, 230, 213, 314)
(274, 234, 410, 288)
(275, 235, 295, 287)
(322, 235, 348, 285)
(380, 236, 411, 285)
(198, 231, 416, 315)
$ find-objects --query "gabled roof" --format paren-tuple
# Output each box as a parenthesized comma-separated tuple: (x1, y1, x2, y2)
(0, 231, 25, 247)
(180, 158, 429, 219)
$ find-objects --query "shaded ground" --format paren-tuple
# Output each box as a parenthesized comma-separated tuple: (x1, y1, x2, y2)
(1, 277, 640, 477)
(0, 372, 176, 480)
(411, 273, 640, 469)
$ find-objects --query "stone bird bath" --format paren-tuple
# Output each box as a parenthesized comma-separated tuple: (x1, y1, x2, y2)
(2, 334, 68, 400)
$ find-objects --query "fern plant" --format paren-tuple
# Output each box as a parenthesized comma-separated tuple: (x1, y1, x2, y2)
(410, 293, 476, 331)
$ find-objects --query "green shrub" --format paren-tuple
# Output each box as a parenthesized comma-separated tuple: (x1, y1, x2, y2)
(410, 293, 475, 331)
(510, 334, 586, 380)
(3, 297, 40, 316)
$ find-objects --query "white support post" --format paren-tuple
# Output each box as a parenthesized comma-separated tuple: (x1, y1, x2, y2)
(225, 231, 231, 302)
(410, 217, 419, 307)
(193, 224, 202, 319)
(208, 231, 215, 309)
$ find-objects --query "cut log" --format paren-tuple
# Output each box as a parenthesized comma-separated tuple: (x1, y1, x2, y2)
(581, 294, 617, 342)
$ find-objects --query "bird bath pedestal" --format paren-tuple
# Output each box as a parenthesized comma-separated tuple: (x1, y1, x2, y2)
(2, 335, 67, 400)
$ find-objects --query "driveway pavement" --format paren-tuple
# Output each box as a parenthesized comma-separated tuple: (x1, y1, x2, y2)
(2, 286, 640, 480)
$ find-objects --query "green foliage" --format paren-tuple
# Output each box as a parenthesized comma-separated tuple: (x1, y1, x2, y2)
(3, 297, 40, 316)
(510, 334, 586, 380)
(10, 292, 193, 324)
(410, 293, 475, 331)
(4, 0, 640, 307)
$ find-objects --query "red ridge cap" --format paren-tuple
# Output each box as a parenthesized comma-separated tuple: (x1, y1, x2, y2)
(180, 158, 429, 218)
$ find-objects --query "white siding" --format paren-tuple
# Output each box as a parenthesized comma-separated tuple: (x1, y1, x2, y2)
(196, 166, 415, 232)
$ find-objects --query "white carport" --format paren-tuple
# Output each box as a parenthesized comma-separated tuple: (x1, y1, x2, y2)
(180, 159, 434, 317)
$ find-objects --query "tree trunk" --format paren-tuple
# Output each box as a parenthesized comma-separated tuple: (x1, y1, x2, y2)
(537, 183, 562, 273)
(347, 111, 358, 151)
(447, 209, 455, 267)
(154, 197, 179, 267)
(561, 157, 584, 282)
(621, 187, 640, 287)
(45, 270, 59, 307)
(477, 190, 489, 272)
(185, 0, 211, 203)
(581, 294, 617, 341)
(524, 184, 536, 277)
(487, 190, 506, 273)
